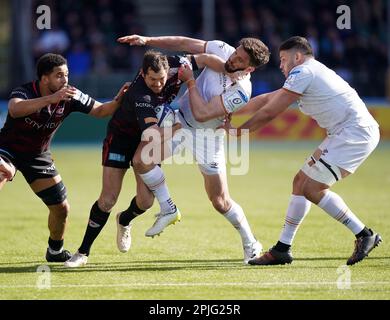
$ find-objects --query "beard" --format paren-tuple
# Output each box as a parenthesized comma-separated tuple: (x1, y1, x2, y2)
(48, 82, 67, 94)
(224, 61, 245, 73)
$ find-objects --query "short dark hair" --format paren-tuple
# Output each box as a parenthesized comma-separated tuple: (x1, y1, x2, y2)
(142, 50, 169, 74)
(279, 36, 314, 56)
(239, 38, 270, 68)
(36, 53, 67, 79)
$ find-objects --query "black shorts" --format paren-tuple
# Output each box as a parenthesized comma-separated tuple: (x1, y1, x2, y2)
(0, 148, 59, 184)
(102, 132, 141, 169)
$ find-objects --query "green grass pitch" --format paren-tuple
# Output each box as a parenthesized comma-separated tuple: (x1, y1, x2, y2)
(0, 142, 389, 299)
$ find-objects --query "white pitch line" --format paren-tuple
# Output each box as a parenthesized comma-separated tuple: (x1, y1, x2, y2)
(1, 281, 390, 289)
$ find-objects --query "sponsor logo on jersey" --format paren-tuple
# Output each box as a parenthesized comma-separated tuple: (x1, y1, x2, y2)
(233, 98, 242, 105)
(55, 106, 65, 116)
(143, 95, 151, 103)
(25, 117, 61, 130)
(238, 90, 249, 103)
(11, 90, 28, 99)
(136, 102, 154, 109)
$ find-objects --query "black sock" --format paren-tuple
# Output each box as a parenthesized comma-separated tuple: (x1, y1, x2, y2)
(48, 238, 63, 252)
(356, 227, 373, 239)
(274, 241, 291, 252)
(119, 197, 146, 226)
(78, 201, 110, 256)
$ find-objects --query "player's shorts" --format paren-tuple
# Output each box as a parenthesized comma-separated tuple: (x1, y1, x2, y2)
(0, 147, 59, 184)
(102, 132, 141, 169)
(169, 111, 226, 175)
(317, 125, 380, 173)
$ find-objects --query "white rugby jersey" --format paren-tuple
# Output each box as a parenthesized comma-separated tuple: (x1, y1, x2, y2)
(178, 40, 252, 129)
(283, 58, 378, 134)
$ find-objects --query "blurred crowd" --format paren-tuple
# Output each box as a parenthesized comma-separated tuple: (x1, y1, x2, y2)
(31, 0, 388, 96)
(32, 0, 145, 77)
(183, 0, 388, 96)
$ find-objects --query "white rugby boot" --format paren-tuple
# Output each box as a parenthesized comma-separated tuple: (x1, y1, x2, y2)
(145, 208, 181, 238)
(243, 240, 263, 264)
(116, 212, 132, 253)
(63, 251, 88, 268)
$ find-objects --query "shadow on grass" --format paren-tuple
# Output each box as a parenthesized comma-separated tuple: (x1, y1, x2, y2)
(0, 257, 388, 274)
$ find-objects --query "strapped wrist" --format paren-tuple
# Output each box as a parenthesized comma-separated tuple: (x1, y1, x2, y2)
(186, 79, 196, 89)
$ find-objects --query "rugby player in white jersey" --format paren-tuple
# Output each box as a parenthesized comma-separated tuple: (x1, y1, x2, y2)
(222, 36, 381, 266)
(118, 34, 270, 263)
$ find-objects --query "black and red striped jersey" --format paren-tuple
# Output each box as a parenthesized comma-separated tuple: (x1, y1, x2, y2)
(0, 81, 95, 154)
(107, 55, 194, 138)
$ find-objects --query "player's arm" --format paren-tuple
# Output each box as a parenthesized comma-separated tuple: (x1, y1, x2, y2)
(178, 64, 234, 122)
(233, 88, 300, 135)
(8, 86, 77, 118)
(117, 34, 206, 54)
(89, 82, 131, 118)
(192, 54, 225, 73)
(239, 90, 279, 114)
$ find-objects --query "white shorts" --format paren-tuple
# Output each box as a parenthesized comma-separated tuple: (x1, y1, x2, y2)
(169, 111, 226, 175)
(318, 125, 380, 173)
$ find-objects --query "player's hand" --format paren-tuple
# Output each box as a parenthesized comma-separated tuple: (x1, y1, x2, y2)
(178, 64, 194, 82)
(48, 86, 77, 104)
(0, 159, 15, 181)
(218, 115, 240, 136)
(114, 82, 131, 103)
(117, 35, 148, 46)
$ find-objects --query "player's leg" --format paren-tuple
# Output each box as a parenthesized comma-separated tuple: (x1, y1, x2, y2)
(201, 168, 262, 264)
(252, 126, 381, 266)
(86, 166, 127, 250)
(65, 166, 127, 268)
(249, 151, 320, 265)
(65, 134, 135, 267)
(29, 175, 71, 262)
(304, 126, 381, 265)
(133, 140, 181, 237)
(116, 173, 154, 252)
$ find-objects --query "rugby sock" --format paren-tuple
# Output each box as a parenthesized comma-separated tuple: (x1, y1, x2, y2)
(119, 197, 146, 226)
(79, 201, 110, 256)
(318, 191, 365, 235)
(279, 195, 312, 246)
(223, 200, 256, 246)
(48, 238, 64, 254)
(356, 227, 373, 239)
(274, 241, 291, 252)
(139, 166, 176, 213)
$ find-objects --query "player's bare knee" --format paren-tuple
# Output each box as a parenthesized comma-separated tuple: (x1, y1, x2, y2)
(52, 201, 70, 218)
(132, 154, 147, 172)
(99, 194, 118, 212)
(211, 196, 230, 213)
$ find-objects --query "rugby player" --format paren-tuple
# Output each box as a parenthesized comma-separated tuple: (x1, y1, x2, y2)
(223, 37, 381, 266)
(118, 34, 270, 263)
(65, 50, 227, 267)
(0, 53, 129, 262)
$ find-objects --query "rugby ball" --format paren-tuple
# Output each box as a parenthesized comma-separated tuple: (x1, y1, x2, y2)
(155, 104, 175, 127)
